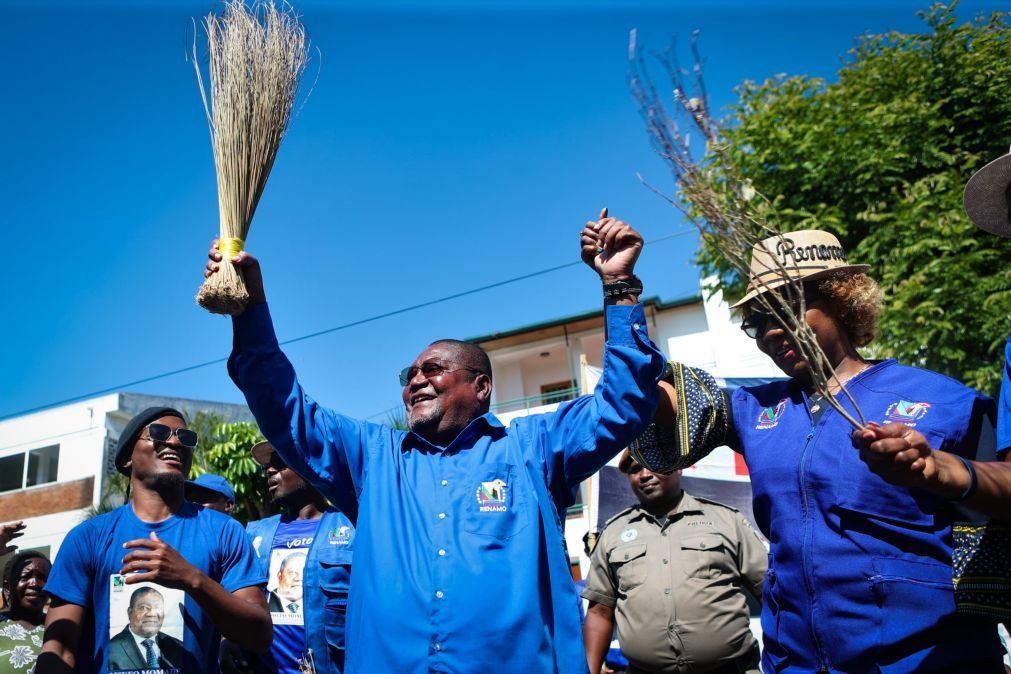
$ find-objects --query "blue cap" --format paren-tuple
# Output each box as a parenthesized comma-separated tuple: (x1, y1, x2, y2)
(185, 473, 235, 502)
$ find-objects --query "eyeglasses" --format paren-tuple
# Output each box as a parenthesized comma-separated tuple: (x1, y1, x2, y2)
(143, 423, 198, 448)
(740, 295, 819, 340)
(399, 361, 486, 387)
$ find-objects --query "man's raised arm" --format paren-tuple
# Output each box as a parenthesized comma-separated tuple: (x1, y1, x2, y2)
(535, 211, 665, 490)
(206, 241, 370, 516)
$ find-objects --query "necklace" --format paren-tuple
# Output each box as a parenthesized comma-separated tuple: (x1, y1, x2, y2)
(809, 362, 871, 414)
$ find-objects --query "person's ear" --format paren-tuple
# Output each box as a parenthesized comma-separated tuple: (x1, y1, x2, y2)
(474, 374, 492, 402)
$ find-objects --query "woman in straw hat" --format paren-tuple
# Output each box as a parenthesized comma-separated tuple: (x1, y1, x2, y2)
(632, 229, 1005, 673)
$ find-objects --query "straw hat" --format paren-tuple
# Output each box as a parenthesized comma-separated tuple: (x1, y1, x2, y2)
(963, 147, 1011, 237)
(731, 230, 869, 308)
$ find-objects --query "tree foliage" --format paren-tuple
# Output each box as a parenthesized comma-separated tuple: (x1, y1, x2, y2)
(699, 3, 1011, 393)
(190, 414, 273, 523)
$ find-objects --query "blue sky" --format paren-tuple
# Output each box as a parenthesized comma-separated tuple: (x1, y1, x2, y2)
(2, 0, 1003, 423)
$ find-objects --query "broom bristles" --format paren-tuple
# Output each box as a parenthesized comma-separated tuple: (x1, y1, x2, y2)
(194, 0, 309, 315)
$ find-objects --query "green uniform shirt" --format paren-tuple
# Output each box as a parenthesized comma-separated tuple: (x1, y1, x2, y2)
(582, 491, 767, 673)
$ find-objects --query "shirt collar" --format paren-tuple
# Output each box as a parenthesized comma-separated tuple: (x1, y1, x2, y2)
(401, 412, 506, 453)
(628, 492, 704, 525)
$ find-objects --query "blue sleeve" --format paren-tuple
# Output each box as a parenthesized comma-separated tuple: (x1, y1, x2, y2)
(997, 338, 1011, 457)
(218, 518, 268, 591)
(530, 303, 664, 493)
(228, 303, 379, 519)
(44, 522, 94, 607)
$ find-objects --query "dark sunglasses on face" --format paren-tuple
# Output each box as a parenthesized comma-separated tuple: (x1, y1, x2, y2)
(259, 454, 287, 472)
(740, 294, 819, 340)
(398, 361, 485, 387)
(144, 423, 198, 448)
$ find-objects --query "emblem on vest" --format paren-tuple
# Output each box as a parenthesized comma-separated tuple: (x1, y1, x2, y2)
(756, 399, 789, 430)
(477, 479, 508, 512)
(885, 400, 931, 425)
(329, 525, 352, 545)
(620, 527, 638, 542)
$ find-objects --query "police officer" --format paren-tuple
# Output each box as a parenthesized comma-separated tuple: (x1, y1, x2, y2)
(583, 450, 766, 674)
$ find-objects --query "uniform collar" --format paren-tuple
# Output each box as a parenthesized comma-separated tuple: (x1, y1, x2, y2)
(629, 491, 704, 525)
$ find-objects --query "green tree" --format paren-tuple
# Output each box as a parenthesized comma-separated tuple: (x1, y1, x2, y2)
(190, 420, 273, 523)
(694, 3, 1011, 393)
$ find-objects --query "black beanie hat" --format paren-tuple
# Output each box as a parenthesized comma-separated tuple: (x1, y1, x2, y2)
(115, 407, 186, 476)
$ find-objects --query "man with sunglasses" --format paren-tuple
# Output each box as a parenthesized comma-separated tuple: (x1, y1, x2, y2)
(220, 440, 353, 674)
(39, 407, 271, 674)
(209, 210, 665, 674)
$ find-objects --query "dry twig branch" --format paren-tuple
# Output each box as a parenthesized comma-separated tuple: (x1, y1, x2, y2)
(628, 29, 866, 429)
(193, 0, 309, 315)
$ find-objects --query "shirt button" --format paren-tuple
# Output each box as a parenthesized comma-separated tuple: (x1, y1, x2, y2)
(664, 588, 671, 595)
(438, 549, 447, 556)
(440, 480, 448, 486)
(633, 323, 641, 330)
(434, 642, 442, 651)
(661, 531, 667, 537)
(436, 590, 444, 599)
(438, 512, 446, 519)
(699, 542, 707, 549)
(662, 559, 668, 564)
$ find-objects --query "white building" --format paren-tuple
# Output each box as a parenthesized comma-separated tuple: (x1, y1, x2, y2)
(0, 392, 253, 560)
(469, 285, 782, 580)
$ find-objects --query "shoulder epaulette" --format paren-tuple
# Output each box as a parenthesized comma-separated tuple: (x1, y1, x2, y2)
(690, 494, 739, 512)
(602, 505, 639, 529)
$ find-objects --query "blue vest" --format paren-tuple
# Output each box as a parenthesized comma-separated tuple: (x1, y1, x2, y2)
(733, 359, 1003, 673)
(246, 509, 354, 674)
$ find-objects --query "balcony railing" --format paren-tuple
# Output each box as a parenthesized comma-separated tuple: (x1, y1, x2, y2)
(489, 385, 581, 415)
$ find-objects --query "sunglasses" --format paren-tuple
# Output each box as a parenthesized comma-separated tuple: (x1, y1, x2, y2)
(144, 423, 198, 448)
(740, 294, 820, 340)
(398, 361, 485, 387)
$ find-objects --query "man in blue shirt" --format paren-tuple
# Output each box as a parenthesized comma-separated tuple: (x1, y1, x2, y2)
(222, 441, 353, 674)
(185, 473, 237, 516)
(38, 407, 272, 674)
(205, 210, 664, 673)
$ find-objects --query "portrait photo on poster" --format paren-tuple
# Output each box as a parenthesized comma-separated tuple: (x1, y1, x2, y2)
(267, 549, 306, 626)
(107, 576, 186, 674)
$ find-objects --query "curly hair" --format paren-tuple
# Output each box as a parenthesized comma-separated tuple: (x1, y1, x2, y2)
(815, 272, 882, 348)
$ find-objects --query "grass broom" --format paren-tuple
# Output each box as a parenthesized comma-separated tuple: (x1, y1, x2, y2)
(629, 30, 867, 429)
(193, 0, 309, 315)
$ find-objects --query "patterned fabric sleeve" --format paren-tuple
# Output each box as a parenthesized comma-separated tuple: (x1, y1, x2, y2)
(628, 362, 730, 474)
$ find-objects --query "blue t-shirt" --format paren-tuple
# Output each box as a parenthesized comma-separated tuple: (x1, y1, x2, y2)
(260, 518, 320, 674)
(46, 502, 263, 674)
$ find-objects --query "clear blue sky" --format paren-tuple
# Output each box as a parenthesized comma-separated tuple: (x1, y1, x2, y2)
(1, 0, 1002, 422)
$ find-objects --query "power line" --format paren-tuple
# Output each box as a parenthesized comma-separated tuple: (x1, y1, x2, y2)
(2, 228, 695, 421)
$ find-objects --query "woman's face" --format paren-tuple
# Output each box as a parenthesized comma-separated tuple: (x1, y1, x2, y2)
(749, 293, 848, 381)
(12, 559, 49, 616)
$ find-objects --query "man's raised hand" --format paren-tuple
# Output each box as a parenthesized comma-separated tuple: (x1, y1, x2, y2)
(580, 208, 643, 282)
(205, 239, 267, 306)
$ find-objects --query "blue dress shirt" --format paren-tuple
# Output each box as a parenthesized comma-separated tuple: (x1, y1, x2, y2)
(228, 302, 664, 674)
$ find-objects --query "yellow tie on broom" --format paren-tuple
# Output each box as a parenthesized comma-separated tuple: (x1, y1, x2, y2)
(193, 0, 309, 315)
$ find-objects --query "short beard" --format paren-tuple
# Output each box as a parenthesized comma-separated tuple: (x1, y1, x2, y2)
(149, 472, 186, 491)
(408, 400, 443, 435)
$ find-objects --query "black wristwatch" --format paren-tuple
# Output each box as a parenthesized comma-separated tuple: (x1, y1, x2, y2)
(602, 276, 644, 298)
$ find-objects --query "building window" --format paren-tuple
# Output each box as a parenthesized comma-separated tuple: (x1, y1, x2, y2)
(540, 381, 576, 406)
(0, 445, 60, 493)
(27, 445, 60, 488)
(0, 455, 25, 493)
